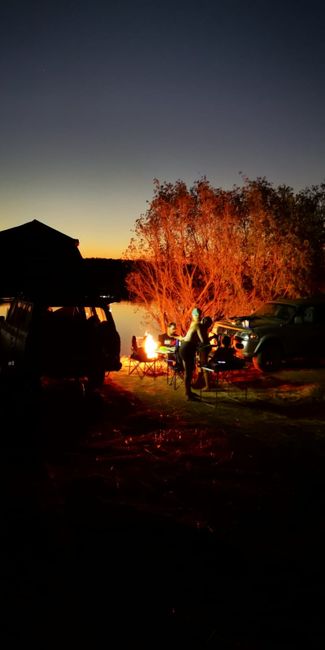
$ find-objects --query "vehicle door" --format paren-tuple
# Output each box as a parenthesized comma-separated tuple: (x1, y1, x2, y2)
(264, 304, 303, 357)
(0, 300, 33, 370)
(287, 304, 323, 358)
(303, 304, 325, 357)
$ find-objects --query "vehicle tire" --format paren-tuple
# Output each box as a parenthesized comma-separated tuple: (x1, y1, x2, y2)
(253, 342, 283, 372)
(88, 366, 106, 389)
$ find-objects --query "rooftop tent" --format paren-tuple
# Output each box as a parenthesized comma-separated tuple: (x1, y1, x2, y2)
(0, 219, 84, 298)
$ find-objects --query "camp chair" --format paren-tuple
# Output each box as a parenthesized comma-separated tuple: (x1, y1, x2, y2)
(128, 336, 163, 378)
(165, 356, 184, 390)
(200, 360, 248, 405)
(158, 340, 184, 389)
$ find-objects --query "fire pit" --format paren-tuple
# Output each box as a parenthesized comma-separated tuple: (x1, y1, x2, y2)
(128, 333, 163, 377)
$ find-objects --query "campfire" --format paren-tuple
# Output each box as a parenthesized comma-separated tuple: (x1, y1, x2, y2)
(144, 333, 159, 359)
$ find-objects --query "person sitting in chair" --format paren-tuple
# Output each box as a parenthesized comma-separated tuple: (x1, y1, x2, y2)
(158, 322, 182, 369)
(210, 334, 245, 369)
(158, 322, 179, 348)
(130, 335, 147, 361)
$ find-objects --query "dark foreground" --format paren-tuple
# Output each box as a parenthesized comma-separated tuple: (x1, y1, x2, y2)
(1, 370, 325, 648)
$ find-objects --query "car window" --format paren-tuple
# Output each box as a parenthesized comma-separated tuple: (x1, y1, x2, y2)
(0, 302, 10, 319)
(274, 305, 296, 321)
(253, 303, 295, 320)
(253, 303, 278, 318)
(49, 306, 85, 320)
(84, 306, 107, 322)
(311, 304, 325, 325)
(8, 301, 33, 328)
(302, 306, 315, 323)
(94, 307, 107, 322)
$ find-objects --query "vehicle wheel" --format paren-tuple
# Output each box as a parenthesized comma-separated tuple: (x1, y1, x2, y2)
(253, 343, 283, 372)
(88, 366, 106, 389)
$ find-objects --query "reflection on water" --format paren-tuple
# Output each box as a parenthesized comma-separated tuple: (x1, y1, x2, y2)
(111, 301, 160, 356)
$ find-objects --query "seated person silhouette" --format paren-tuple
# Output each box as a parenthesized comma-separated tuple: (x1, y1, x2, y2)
(158, 322, 178, 348)
(130, 335, 148, 361)
(158, 322, 182, 370)
(210, 334, 245, 369)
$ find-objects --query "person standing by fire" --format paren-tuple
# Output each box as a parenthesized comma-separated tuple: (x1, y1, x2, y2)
(193, 315, 213, 391)
(179, 307, 204, 400)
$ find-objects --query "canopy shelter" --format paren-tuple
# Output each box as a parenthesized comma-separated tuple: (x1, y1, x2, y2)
(0, 219, 84, 298)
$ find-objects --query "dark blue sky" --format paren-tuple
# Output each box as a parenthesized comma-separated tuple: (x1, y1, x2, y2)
(1, 0, 324, 256)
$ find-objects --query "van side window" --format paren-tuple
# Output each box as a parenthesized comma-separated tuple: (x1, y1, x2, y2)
(303, 307, 315, 324)
(314, 305, 325, 324)
(8, 302, 23, 327)
(94, 307, 106, 322)
(7, 301, 33, 329)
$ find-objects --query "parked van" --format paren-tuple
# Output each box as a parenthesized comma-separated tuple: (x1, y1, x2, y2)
(0, 295, 121, 389)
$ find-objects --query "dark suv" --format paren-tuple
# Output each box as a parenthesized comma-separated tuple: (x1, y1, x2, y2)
(0, 295, 122, 389)
(213, 297, 325, 372)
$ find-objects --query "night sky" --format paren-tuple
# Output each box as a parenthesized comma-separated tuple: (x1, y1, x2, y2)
(1, 0, 324, 257)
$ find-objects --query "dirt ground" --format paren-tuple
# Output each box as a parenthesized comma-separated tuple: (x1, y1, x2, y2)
(1, 359, 325, 647)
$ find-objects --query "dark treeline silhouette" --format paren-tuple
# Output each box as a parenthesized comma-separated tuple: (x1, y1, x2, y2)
(82, 258, 133, 301)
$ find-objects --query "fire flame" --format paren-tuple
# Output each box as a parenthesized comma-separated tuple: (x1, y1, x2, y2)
(144, 333, 158, 359)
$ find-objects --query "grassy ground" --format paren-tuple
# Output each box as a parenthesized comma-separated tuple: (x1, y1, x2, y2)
(1, 360, 325, 647)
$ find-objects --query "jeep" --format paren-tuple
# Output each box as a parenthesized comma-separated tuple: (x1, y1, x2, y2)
(213, 297, 325, 372)
(0, 295, 122, 389)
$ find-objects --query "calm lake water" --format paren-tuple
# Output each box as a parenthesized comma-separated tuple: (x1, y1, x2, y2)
(110, 301, 160, 356)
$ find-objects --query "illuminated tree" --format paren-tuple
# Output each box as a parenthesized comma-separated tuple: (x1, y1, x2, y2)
(125, 177, 325, 331)
(238, 178, 314, 304)
(125, 180, 200, 332)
